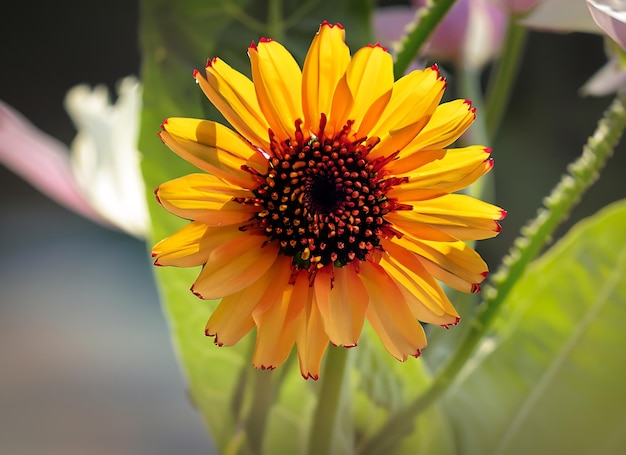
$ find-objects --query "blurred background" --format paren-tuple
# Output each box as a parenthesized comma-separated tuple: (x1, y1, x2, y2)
(1, 1, 624, 454)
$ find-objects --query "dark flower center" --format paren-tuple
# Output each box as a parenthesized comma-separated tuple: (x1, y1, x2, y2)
(309, 177, 342, 213)
(239, 118, 409, 271)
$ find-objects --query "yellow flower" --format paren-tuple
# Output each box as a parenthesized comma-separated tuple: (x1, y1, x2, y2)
(152, 21, 505, 380)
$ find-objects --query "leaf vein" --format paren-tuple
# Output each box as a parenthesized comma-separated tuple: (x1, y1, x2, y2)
(494, 242, 626, 454)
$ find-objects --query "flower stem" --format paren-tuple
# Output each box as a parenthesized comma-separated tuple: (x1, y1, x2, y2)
(267, 0, 284, 42)
(359, 89, 626, 455)
(244, 369, 276, 454)
(307, 346, 349, 455)
(458, 64, 495, 203)
(484, 19, 528, 140)
(393, 0, 457, 79)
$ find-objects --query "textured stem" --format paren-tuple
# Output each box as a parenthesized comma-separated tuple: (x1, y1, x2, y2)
(359, 90, 626, 455)
(393, 0, 457, 78)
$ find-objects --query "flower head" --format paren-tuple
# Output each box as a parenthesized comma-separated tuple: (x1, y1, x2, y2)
(153, 22, 505, 379)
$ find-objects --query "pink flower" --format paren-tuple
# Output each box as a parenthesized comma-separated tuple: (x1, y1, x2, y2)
(587, 0, 626, 50)
(374, 0, 507, 69)
(501, 0, 543, 15)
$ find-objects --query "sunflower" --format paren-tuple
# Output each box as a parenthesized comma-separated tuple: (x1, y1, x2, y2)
(152, 21, 505, 380)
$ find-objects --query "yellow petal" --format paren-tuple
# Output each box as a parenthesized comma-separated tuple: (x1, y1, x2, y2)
(314, 263, 368, 347)
(252, 263, 305, 370)
(249, 39, 303, 141)
(153, 223, 245, 268)
(359, 260, 427, 361)
(191, 233, 279, 299)
(197, 59, 270, 149)
(388, 171, 505, 241)
(330, 44, 394, 137)
(388, 145, 492, 185)
(286, 269, 332, 379)
(388, 211, 502, 241)
(369, 66, 446, 159)
(156, 173, 259, 226)
(206, 255, 291, 346)
(253, 300, 296, 370)
(416, 255, 479, 293)
(386, 213, 459, 242)
(302, 21, 350, 136)
(152, 221, 210, 267)
(405, 194, 506, 221)
(391, 232, 488, 286)
(160, 118, 264, 189)
(385, 149, 447, 180)
(406, 99, 476, 151)
(295, 289, 330, 380)
(380, 240, 459, 326)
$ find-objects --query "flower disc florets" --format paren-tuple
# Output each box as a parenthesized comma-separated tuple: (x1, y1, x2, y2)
(240, 117, 407, 271)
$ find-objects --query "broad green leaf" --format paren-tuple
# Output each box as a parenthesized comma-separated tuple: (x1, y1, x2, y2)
(442, 199, 626, 454)
(137, 1, 374, 453)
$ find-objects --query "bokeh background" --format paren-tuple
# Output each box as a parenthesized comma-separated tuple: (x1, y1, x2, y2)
(1, 1, 624, 454)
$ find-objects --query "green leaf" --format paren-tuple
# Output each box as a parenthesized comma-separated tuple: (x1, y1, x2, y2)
(137, 1, 374, 453)
(442, 199, 626, 454)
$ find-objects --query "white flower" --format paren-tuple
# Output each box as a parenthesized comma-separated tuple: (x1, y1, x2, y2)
(65, 77, 148, 238)
(0, 76, 149, 238)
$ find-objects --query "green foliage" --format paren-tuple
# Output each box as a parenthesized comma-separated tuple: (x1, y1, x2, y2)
(443, 199, 626, 454)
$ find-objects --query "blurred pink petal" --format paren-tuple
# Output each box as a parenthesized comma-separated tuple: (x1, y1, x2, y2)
(587, 0, 626, 50)
(374, 0, 506, 69)
(414, 0, 471, 62)
(462, 0, 507, 69)
(373, 5, 415, 49)
(0, 101, 108, 225)
(501, 0, 543, 15)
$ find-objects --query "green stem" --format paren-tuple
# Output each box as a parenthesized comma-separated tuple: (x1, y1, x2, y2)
(359, 90, 626, 455)
(283, 0, 318, 30)
(484, 20, 528, 140)
(458, 64, 495, 203)
(393, 0, 457, 79)
(458, 65, 488, 146)
(244, 369, 277, 454)
(220, 0, 267, 36)
(307, 347, 349, 455)
(266, 0, 284, 41)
